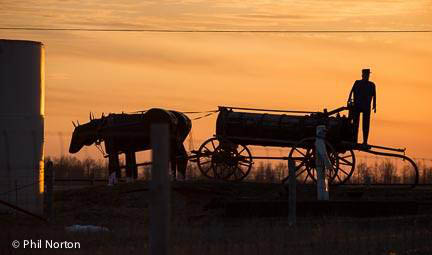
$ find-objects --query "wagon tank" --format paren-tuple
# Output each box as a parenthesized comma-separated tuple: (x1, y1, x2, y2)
(215, 107, 354, 150)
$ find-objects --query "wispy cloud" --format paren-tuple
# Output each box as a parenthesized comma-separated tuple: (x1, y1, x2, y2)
(1, 0, 430, 30)
(1, 0, 431, 158)
(238, 14, 309, 20)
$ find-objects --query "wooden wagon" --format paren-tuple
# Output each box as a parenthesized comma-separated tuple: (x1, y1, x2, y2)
(192, 104, 419, 187)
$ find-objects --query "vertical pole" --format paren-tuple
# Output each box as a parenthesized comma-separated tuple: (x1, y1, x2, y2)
(44, 160, 54, 220)
(288, 159, 296, 225)
(150, 124, 170, 255)
(365, 175, 371, 189)
(315, 125, 330, 201)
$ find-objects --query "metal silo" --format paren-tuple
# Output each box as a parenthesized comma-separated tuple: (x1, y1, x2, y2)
(0, 39, 45, 215)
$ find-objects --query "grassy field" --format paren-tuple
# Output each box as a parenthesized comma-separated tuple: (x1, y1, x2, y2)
(48, 155, 432, 185)
(1, 180, 432, 254)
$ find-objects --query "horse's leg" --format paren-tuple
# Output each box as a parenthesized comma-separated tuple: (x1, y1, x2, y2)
(177, 144, 188, 180)
(125, 151, 135, 183)
(115, 155, 121, 181)
(170, 142, 177, 180)
(108, 153, 120, 185)
(125, 151, 137, 181)
(132, 152, 138, 180)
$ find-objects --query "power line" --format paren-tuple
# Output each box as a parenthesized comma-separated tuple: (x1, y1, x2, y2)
(0, 27, 431, 33)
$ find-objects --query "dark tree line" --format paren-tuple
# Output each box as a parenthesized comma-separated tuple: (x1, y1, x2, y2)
(46, 156, 432, 184)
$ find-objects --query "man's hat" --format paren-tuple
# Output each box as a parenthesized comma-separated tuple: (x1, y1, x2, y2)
(362, 68, 371, 74)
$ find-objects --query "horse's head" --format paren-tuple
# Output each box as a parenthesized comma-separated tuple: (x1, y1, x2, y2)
(69, 113, 104, 153)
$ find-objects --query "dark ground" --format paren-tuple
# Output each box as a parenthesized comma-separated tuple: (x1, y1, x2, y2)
(1, 181, 432, 254)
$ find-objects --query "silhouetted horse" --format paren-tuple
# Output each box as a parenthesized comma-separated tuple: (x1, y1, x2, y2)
(69, 108, 191, 182)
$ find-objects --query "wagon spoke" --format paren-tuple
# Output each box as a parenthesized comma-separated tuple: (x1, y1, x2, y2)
(238, 147, 246, 155)
(302, 173, 310, 184)
(294, 148, 307, 157)
(296, 167, 307, 177)
(199, 160, 211, 165)
(340, 155, 353, 159)
(337, 168, 350, 176)
(239, 158, 253, 164)
(210, 140, 216, 150)
(308, 167, 316, 178)
(328, 150, 356, 185)
(236, 166, 245, 176)
(239, 161, 252, 167)
(295, 161, 306, 171)
(339, 157, 353, 165)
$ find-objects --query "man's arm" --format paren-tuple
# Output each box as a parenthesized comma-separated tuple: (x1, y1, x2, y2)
(348, 81, 356, 104)
(372, 83, 376, 113)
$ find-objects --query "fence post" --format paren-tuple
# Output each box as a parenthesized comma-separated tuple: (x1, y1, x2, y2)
(149, 123, 170, 255)
(364, 175, 371, 189)
(315, 125, 330, 201)
(90, 166, 95, 185)
(44, 160, 54, 220)
(288, 159, 296, 225)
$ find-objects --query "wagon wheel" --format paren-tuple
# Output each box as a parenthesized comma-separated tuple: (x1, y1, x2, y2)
(286, 137, 338, 184)
(328, 150, 356, 185)
(197, 137, 220, 179)
(197, 137, 253, 181)
(211, 140, 253, 181)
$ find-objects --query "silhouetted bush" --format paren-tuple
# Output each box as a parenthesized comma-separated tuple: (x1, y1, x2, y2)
(45, 156, 108, 179)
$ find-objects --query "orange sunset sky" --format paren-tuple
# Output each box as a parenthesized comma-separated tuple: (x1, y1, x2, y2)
(1, 0, 431, 160)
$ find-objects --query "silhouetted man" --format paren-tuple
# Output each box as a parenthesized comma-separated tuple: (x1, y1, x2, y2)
(348, 69, 376, 145)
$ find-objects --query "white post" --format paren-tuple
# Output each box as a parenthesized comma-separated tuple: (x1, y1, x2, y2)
(315, 125, 330, 201)
(108, 172, 117, 186)
(149, 124, 170, 255)
(288, 159, 296, 225)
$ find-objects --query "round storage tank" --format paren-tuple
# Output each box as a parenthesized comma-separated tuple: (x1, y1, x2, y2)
(0, 39, 45, 214)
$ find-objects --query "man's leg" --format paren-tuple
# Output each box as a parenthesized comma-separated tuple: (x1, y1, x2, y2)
(362, 110, 371, 144)
(352, 110, 360, 143)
